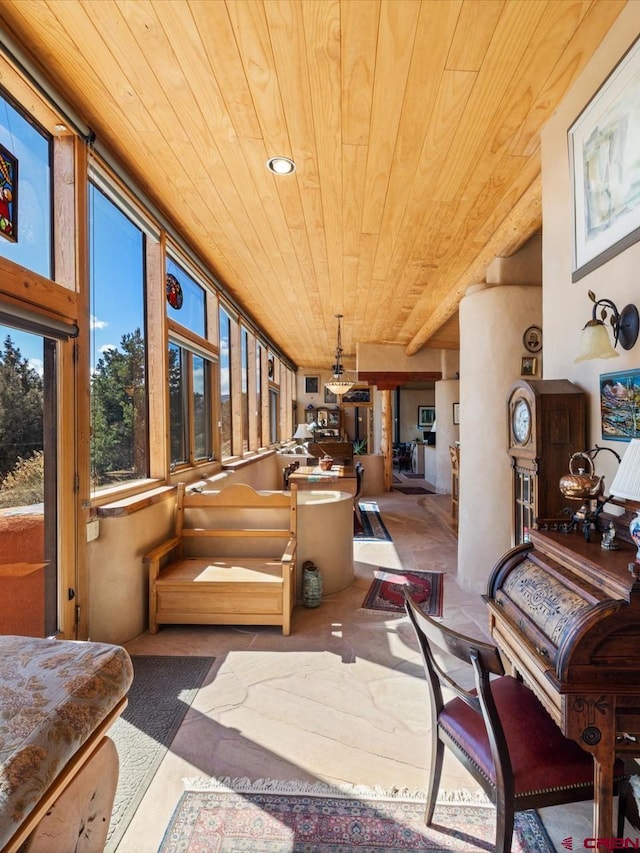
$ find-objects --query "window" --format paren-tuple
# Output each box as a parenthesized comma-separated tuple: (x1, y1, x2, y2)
(256, 341, 263, 448)
(166, 256, 206, 337)
(219, 306, 232, 458)
(241, 327, 249, 452)
(168, 342, 213, 467)
(89, 184, 148, 491)
(0, 92, 51, 277)
(269, 388, 279, 444)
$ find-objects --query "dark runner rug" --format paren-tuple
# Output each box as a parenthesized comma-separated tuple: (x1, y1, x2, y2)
(393, 485, 434, 494)
(362, 568, 443, 616)
(159, 778, 554, 852)
(355, 500, 393, 541)
(106, 655, 215, 852)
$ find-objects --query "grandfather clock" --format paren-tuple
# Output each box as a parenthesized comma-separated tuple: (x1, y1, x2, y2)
(507, 379, 586, 544)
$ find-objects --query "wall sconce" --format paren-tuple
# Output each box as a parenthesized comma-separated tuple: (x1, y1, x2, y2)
(575, 289, 639, 362)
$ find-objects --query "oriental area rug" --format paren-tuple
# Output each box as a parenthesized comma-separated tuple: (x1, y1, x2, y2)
(362, 568, 443, 617)
(159, 778, 555, 852)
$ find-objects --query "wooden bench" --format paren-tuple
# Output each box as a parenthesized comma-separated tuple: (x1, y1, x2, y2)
(145, 483, 297, 635)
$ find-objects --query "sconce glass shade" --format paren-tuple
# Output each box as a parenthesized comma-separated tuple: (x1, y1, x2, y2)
(575, 320, 619, 362)
(293, 423, 313, 441)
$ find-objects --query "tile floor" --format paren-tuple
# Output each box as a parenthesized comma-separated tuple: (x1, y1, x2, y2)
(116, 482, 622, 852)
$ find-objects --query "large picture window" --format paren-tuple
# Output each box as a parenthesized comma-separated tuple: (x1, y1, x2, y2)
(89, 184, 148, 490)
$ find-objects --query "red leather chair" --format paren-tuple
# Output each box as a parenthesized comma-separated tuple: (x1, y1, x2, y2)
(404, 590, 628, 853)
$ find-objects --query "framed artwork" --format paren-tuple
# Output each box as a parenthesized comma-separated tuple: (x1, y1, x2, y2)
(327, 410, 340, 426)
(304, 375, 319, 395)
(453, 402, 460, 425)
(315, 408, 328, 428)
(418, 405, 436, 428)
(324, 386, 338, 404)
(521, 356, 537, 376)
(341, 386, 372, 405)
(0, 142, 17, 243)
(569, 38, 640, 281)
(523, 325, 542, 353)
(599, 369, 640, 441)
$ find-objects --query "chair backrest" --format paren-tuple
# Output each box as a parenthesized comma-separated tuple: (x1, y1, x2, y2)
(354, 462, 364, 499)
(404, 589, 505, 722)
(448, 444, 459, 473)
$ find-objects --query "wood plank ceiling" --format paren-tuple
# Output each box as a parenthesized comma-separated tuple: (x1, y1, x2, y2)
(0, 0, 626, 371)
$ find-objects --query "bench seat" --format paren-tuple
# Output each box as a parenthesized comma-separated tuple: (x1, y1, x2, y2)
(146, 483, 297, 635)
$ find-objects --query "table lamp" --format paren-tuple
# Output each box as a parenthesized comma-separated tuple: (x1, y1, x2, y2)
(293, 423, 313, 444)
(608, 438, 640, 558)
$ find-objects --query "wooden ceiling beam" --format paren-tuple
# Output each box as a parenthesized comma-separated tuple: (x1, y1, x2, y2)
(357, 371, 441, 391)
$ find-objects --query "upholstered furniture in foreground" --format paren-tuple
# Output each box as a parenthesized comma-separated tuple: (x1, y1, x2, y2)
(404, 590, 628, 853)
(0, 635, 133, 852)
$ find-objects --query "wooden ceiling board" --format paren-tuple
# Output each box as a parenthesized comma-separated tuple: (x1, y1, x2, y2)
(0, 0, 627, 370)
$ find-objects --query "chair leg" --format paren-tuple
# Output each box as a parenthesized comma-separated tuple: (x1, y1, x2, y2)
(618, 778, 631, 837)
(494, 796, 515, 853)
(425, 737, 444, 825)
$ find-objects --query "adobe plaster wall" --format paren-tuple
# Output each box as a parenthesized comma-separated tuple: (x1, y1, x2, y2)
(541, 4, 640, 496)
(457, 283, 541, 593)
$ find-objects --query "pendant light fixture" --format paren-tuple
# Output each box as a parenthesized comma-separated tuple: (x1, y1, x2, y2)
(325, 314, 355, 396)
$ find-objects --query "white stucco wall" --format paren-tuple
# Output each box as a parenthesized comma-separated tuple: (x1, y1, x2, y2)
(541, 4, 640, 494)
(457, 284, 541, 593)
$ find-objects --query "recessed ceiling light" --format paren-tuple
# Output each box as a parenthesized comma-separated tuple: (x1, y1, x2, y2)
(266, 156, 296, 175)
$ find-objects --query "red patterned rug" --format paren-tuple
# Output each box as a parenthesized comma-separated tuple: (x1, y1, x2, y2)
(362, 569, 443, 616)
(159, 779, 555, 852)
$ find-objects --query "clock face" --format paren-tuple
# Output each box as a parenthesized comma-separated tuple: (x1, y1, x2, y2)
(512, 399, 531, 445)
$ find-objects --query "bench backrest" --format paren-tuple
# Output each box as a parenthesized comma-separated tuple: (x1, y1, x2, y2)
(176, 482, 296, 558)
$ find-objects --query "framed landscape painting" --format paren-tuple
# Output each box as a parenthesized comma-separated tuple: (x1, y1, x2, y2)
(569, 39, 640, 280)
(599, 369, 640, 441)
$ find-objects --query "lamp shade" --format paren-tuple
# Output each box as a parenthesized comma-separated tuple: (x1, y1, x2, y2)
(325, 379, 354, 395)
(293, 423, 313, 441)
(430, 420, 437, 433)
(575, 321, 619, 362)
(609, 439, 640, 501)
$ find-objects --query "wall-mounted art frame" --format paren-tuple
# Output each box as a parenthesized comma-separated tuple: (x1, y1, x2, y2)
(453, 402, 460, 425)
(599, 368, 640, 441)
(304, 375, 319, 395)
(521, 356, 537, 376)
(418, 405, 436, 428)
(324, 386, 338, 404)
(341, 386, 372, 406)
(569, 38, 640, 281)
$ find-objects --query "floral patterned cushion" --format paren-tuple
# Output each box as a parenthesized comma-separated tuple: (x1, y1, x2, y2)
(0, 635, 133, 849)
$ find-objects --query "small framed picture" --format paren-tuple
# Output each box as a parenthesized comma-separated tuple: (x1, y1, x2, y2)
(324, 386, 338, 404)
(523, 325, 542, 353)
(304, 375, 319, 395)
(521, 356, 537, 376)
(418, 405, 436, 428)
(453, 402, 460, 425)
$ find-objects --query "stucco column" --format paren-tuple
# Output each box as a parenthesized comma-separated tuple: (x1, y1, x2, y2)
(457, 284, 541, 594)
